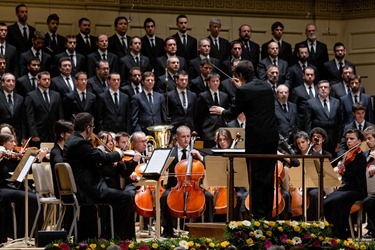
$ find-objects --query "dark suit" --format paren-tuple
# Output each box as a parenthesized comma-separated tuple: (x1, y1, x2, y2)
(141, 35, 165, 68)
(16, 74, 36, 97)
(188, 56, 220, 80)
(53, 51, 86, 77)
(87, 76, 107, 97)
(323, 59, 356, 85)
(305, 96, 342, 155)
(64, 131, 135, 240)
(338, 120, 373, 155)
(340, 92, 374, 124)
(97, 91, 131, 133)
(154, 74, 176, 94)
(119, 54, 152, 81)
(290, 84, 318, 129)
(189, 75, 208, 96)
(0, 91, 25, 140)
(207, 36, 230, 62)
(236, 39, 260, 71)
(221, 77, 279, 219)
(331, 82, 365, 100)
(19, 50, 52, 76)
(50, 75, 76, 99)
(275, 100, 299, 140)
(108, 34, 131, 59)
(86, 51, 119, 78)
(24, 89, 63, 142)
(219, 78, 237, 105)
(261, 39, 293, 66)
(63, 90, 97, 122)
(131, 91, 166, 134)
(154, 55, 187, 78)
(288, 63, 318, 91)
(172, 33, 197, 63)
(195, 90, 229, 146)
(75, 34, 97, 56)
(3, 43, 19, 77)
(167, 89, 197, 132)
(227, 119, 241, 128)
(43, 33, 66, 56)
(120, 83, 142, 100)
(257, 57, 290, 86)
(6, 23, 36, 54)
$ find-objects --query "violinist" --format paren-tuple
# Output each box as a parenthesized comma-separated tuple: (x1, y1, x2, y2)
(361, 126, 375, 239)
(160, 125, 214, 238)
(115, 132, 130, 151)
(324, 129, 366, 239)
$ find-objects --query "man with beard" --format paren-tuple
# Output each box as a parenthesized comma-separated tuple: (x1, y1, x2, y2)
(331, 66, 364, 99)
(120, 67, 143, 99)
(16, 57, 40, 97)
(235, 24, 260, 71)
(154, 56, 179, 93)
(266, 65, 280, 97)
(75, 18, 97, 56)
(44, 14, 65, 56)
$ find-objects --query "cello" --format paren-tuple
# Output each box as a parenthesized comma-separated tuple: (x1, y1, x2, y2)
(167, 132, 206, 218)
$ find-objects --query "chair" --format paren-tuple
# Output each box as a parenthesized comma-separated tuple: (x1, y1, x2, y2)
(30, 164, 63, 238)
(349, 200, 363, 238)
(54, 163, 114, 241)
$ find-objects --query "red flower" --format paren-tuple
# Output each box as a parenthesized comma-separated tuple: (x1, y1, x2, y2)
(60, 242, 69, 250)
(119, 243, 129, 250)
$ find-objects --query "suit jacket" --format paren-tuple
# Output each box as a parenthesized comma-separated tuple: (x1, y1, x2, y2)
(120, 83, 142, 100)
(172, 33, 197, 63)
(75, 34, 97, 56)
(4, 43, 19, 77)
(86, 51, 119, 78)
(195, 90, 229, 141)
(290, 84, 318, 129)
(257, 57, 290, 87)
(189, 75, 209, 96)
(207, 36, 230, 62)
(131, 91, 167, 134)
(141, 35, 165, 67)
(19, 50, 52, 76)
(188, 56, 220, 80)
(227, 119, 241, 128)
(50, 75, 76, 99)
(219, 78, 237, 105)
(24, 89, 63, 142)
(305, 96, 342, 146)
(340, 92, 374, 124)
(167, 89, 197, 132)
(338, 120, 374, 155)
(236, 38, 260, 71)
(274, 100, 299, 139)
(323, 59, 356, 85)
(330, 82, 365, 100)
(6, 23, 36, 53)
(43, 33, 66, 56)
(63, 90, 97, 122)
(53, 51, 86, 77)
(154, 55, 187, 78)
(16, 74, 36, 97)
(261, 39, 293, 66)
(155, 74, 176, 94)
(97, 90, 131, 133)
(119, 54, 152, 81)
(288, 63, 318, 91)
(0, 91, 25, 140)
(108, 34, 131, 59)
(87, 75, 107, 97)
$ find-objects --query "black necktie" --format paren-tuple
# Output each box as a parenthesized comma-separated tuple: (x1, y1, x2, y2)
(347, 85, 351, 95)
(31, 77, 36, 90)
(121, 37, 126, 48)
(66, 77, 73, 91)
(69, 54, 76, 72)
(302, 64, 306, 71)
(85, 35, 90, 46)
(0, 45, 3, 56)
(240, 123, 244, 128)
(339, 62, 343, 74)
(359, 124, 362, 131)
(150, 38, 155, 48)
(181, 91, 186, 108)
(102, 53, 106, 60)
(102, 80, 107, 88)
(51, 34, 57, 51)
(282, 104, 287, 112)
(7, 94, 13, 114)
(323, 99, 328, 112)
(135, 56, 139, 66)
(245, 42, 250, 52)
(23, 27, 27, 41)
(81, 92, 86, 104)
(43, 91, 49, 105)
(182, 35, 187, 48)
(113, 92, 118, 108)
(354, 95, 358, 103)
(272, 85, 276, 94)
(310, 42, 315, 56)
(273, 59, 277, 66)
(214, 92, 219, 106)
(214, 39, 219, 51)
(308, 86, 313, 97)
(181, 148, 187, 160)
(35, 51, 40, 58)
(135, 86, 139, 94)
(148, 92, 152, 104)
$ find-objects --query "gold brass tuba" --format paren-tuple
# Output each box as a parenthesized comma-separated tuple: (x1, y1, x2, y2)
(147, 125, 174, 148)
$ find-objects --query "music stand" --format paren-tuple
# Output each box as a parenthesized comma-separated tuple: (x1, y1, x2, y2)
(6, 149, 38, 247)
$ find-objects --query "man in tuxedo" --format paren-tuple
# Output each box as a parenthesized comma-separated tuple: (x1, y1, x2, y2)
(154, 56, 179, 93)
(25, 71, 63, 147)
(288, 44, 318, 91)
(119, 36, 152, 82)
(210, 60, 279, 219)
(167, 71, 197, 132)
(290, 67, 318, 129)
(195, 73, 229, 148)
(131, 71, 167, 134)
(305, 80, 342, 155)
(207, 18, 230, 62)
(120, 67, 143, 99)
(63, 112, 135, 240)
(16, 57, 40, 97)
(53, 35, 86, 77)
(87, 60, 110, 97)
(0, 23, 19, 77)
(6, 4, 36, 54)
(172, 15, 197, 63)
(261, 22, 293, 66)
(43, 14, 65, 57)
(63, 72, 97, 122)
(0, 73, 25, 142)
(86, 34, 119, 78)
(222, 41, 243, 77)
(108, 16, 131, 59)
(154, 37, 187, 78)
(341, 74, 373, 124)
(75, 18, 97, 56)
(258, 41, 290, 86)
(188, 59, 213, 96)
(141, 18, 164, 69)
(275, 84, 299, 141)
(50, 57, 75, 98)
(97, 72, 131, 133)
(235, 24, 260, 71)
(19, 30, 52, 76)
(323, 42, 356, 85)
(293, 23, 329, 78)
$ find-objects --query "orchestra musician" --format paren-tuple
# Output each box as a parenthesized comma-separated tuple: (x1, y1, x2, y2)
(160, 125, 213, 238)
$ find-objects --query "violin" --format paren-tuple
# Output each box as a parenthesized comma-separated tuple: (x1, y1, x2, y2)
(122, 150, 150, 163)
(331, 142, 362, 175)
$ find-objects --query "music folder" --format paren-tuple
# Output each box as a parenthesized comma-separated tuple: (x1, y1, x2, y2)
(142, 148, 173, 180)
(7, 148, 38, 185)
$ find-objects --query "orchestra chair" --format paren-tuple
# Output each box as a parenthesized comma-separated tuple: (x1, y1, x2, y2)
(54, 163, 114, 241)
(30, 164, 63, 238)
(348, 200, 364, 239)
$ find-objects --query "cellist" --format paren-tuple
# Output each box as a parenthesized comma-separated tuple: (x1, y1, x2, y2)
(160, 125, 214, 238)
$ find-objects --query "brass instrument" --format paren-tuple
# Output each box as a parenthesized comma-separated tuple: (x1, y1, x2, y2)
(147, 125, 174, 148)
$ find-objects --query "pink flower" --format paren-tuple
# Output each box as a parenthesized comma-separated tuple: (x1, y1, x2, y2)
(312, 240, 321, 247)
(264, 240, 273, 249)
(119, 243, 129, 250)
(138, 244, 150, 250)
(279, 234, 287, 243)
(330, 238, 338, 247)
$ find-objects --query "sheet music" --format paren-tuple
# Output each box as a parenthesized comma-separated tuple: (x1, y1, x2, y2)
(16, 155, 36, 182)
(144, 149, 171, 174)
